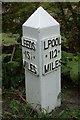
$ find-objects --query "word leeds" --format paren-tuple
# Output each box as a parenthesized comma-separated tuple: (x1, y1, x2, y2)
(42, 36, 61, 75)
(22, 38, 36, 51)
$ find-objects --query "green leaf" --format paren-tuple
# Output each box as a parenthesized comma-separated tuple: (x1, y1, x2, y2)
(7, 61, 20, 68)
(61, 51, 73, 74)
(61, 36, 69, 49)
(70, 58, 78, 82)
(10, 100, 20, 113)
(2, 33, 19, 46)
(61, 51, 79, 84)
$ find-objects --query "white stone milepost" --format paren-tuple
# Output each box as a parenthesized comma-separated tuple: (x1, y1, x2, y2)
(22, 6, 61, 112)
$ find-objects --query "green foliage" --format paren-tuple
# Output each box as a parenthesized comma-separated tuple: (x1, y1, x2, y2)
(62, 51, 79, 85)
(2, 61, 24, 88)
(2, 53, 11, 61)
(10, 100, 20, 114)
(10, 99, 37, 119)
(57, 92, 65, 100)
(61, 35, 69, 50)
(69, 56, 78, 82)
(2, 3, 80, 119)
(2, 3, 41, 36)
(2, 33, 24, 89)
(2, 33, 19, 46)
(2, 88, 79, 119)
(2, 2, 79, 90)
(7, 61, 20, 68)
(56, 108, 80, 119)
(9, 99, 80, 119)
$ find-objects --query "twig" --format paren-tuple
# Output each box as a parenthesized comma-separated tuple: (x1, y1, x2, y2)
(30, 105, 38, 115)
(16, 90, 27, 104)
(19, 94, 27, 103)
(4, 111, 12, 116)
(10, 45, 15, 61)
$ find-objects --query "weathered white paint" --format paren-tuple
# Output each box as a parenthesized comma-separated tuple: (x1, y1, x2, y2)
(22, 6, 61, 112)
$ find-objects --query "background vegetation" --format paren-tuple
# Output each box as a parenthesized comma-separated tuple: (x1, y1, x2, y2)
(2, 2, 80, 119)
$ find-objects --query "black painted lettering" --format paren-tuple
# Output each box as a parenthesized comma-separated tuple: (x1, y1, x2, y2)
(49, 51, 51, 59)
(27, 51, 31, 59)
(26, 40, 31, 48)
(55, 38, 59, 46)
(30, 63, 37, 74)
(31, 42, 35, 51)
(23, 39, 27, 46)
(58, 37, 61, 45)
(49, 50, 53, 59)
(52, 62, 55, 70)
(30, 63, 33, 72)
(54, 49, 57, 58)
(56, 37, 61, 46)
(44, 64, 50, 73)
(49, 49, 57, 59)
(44, 41, 48, 50)
(43, 37, 61, 51)
(43, 59, 61, 74)
(48, 40, 52, 47)
(59, 59, 61, 66)
(24, 50, 31, 60)
(23, 39, 36, 51)
(50, 62, 52, 71)
(23, 61, 37, 75)
(52, 39, 56, 47)
(55, 60, 59, 68)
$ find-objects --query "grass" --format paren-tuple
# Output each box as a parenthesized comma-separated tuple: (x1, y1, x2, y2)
(2, 87, 80, 120)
